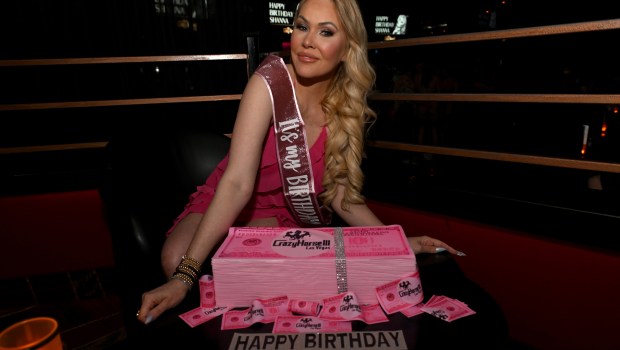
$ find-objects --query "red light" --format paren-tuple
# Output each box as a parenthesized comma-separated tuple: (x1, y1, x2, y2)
(580, 124, 589, 159)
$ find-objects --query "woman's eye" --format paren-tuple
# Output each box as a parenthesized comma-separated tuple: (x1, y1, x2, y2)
(320, 29, 334, 37)
(295, 24, 308, 31)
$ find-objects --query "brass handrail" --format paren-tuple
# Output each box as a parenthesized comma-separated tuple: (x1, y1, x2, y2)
(367, 141, 620, 174)
(369, 93, 620, 104)
(1, 19, 618, 163)
(0, 95, 242, 111)
(368, 19, 620, 49)
(0, 53, 248, 67)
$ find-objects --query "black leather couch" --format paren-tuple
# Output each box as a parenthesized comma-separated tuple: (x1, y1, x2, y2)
(99, 123, 231, 338)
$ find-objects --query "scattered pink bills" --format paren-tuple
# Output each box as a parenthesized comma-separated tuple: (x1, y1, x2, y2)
(317, 291, 389, 325)
(221, 295, 291, 330)
(273, 315, 352, 334)
(375, 271, 424, 314)
(421, 295, 476, 322)
(400, 303, 425, 318)
(288, 299, 322, 316)
(179, 305, 229, 328)
(179, 273, 228, 328)
(199, 274, 216, 308)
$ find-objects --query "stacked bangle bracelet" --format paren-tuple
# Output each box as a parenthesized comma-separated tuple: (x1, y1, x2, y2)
(170, 255, 202, 289)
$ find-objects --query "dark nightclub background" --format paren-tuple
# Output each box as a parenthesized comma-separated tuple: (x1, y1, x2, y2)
(1, 0, 618, 234)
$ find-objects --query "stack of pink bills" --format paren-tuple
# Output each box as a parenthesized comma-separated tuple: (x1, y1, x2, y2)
(211, 225, 417, 308)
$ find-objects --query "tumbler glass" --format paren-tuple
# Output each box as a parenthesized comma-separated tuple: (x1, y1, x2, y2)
(0, 317, 62, 350)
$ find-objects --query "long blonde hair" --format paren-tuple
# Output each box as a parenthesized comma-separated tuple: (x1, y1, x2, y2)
(296, 0, 376, 212)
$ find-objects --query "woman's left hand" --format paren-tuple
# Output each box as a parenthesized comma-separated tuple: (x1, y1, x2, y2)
(408, 236, 466, 256)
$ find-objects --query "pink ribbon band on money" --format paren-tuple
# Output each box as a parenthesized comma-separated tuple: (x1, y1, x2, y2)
(334, 227, 348, 293)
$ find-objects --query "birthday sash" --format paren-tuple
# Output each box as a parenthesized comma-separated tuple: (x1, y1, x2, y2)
(254, 55, 331, 226)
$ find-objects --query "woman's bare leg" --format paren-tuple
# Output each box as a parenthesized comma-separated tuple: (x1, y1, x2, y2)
(245, 217, 279, 227)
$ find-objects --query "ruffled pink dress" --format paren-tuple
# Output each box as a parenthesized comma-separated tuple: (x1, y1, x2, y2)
(167, 125, 327, 235)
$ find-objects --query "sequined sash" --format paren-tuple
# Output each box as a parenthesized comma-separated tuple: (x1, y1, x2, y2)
(254, 55, 331, 226)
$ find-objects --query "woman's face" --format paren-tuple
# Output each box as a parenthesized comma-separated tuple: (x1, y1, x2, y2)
(290, 0, 348, 82)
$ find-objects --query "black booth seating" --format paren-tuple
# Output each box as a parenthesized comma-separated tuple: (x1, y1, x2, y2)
(99, 123, 347, 339)
(99, 124, 232, 337)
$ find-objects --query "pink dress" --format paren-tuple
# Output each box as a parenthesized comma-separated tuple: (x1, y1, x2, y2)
(167, 125, 327, 235)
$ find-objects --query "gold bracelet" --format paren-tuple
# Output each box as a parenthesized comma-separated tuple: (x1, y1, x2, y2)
(175, 265, 198, 281)
(170, 272, 194, 289)
(174, 269, 197, 283)
(181, 255, 202, 271)
(178, 262, 200, 275)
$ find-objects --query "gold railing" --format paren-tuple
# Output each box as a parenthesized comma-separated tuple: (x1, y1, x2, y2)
(1, 19, 619, 175)
(0, 53, 250, 154)
(366, 19, 620, 174)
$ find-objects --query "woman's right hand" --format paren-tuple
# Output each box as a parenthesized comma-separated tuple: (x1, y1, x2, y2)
(136, 278, 191, 324)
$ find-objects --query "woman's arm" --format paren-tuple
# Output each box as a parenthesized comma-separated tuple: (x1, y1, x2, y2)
(182, 74, 274, 264)
(330, 184, 384, 227)
(138, 74, 274, 323)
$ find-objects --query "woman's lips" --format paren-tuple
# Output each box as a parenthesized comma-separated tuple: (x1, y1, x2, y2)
(297, 53, 318, 63)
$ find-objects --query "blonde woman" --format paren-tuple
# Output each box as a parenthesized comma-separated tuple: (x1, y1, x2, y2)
(137, 0, 462, 324)
(392, 14, 408, 35)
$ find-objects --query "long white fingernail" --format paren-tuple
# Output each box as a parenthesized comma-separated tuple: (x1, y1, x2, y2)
(456, 251, 467, 257)
(145, 314, 153, 324)
(435, 247, 447, 253)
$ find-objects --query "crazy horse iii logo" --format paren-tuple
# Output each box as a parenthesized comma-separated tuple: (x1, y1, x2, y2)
(295, 317, 322, 330)
(430, 310, 448, 320)
(284, 230, 311, 240)
(398, 279, 423, 298)
(243, 305, 265, 322)
(339, 294, 362, 313)
(271, 228, 332, 258)
(272, 230, 330, 250)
